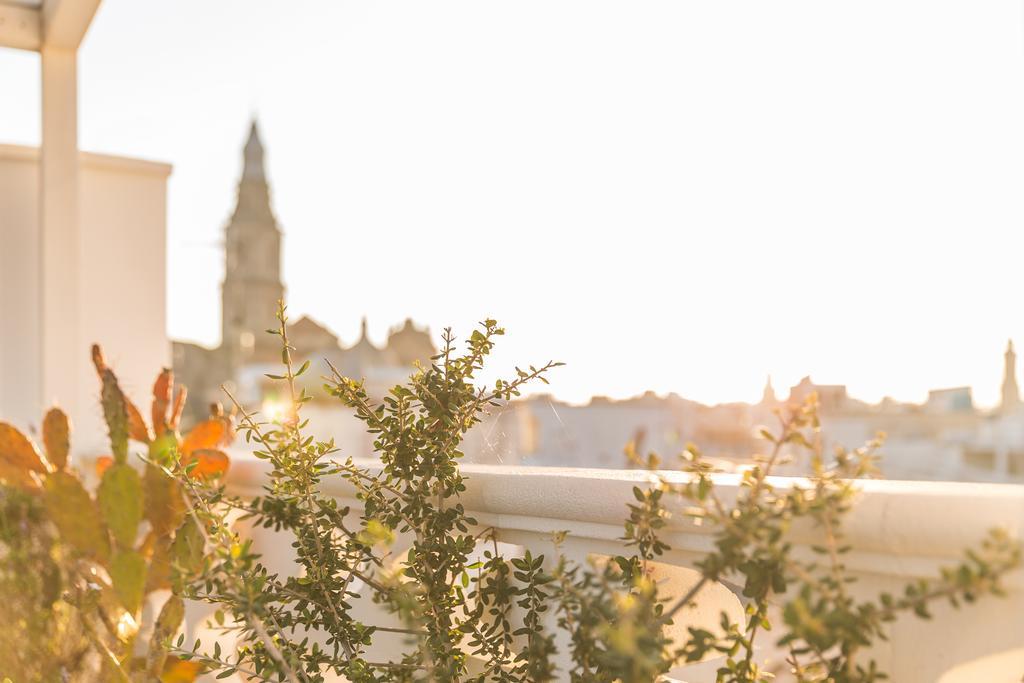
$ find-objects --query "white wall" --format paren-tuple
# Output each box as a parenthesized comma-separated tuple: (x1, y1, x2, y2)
(0, 144, 170, 455)
(220, 460, 1024, 682)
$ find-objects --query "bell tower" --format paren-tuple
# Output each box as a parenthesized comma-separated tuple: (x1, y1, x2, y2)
(221, 120, 285, 366)
(1001, 339, 1020, 414)
(760, 375, 778, 406)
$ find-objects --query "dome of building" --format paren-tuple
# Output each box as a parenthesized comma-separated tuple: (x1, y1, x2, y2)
(386, 318, 436, 367)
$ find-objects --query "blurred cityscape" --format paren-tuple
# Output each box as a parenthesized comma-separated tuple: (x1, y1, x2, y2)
(173, 123, 1024, 484)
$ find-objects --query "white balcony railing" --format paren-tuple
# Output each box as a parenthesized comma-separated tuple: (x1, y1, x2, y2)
(209, 459, 1024, 683)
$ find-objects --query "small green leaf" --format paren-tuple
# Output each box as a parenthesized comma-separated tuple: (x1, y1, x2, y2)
(171, 516, 204, 581)
(98, 464, 144, 549)
(98, 368, 130, 464)
(110, 549, 147, 614)
(43, 471, 109, 561)
(41, 407, 71, 470)
(145, 461, 185, 536)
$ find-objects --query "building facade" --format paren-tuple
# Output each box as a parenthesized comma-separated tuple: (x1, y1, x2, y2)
(173, 122, 434, 425)
(460, 343, 1024, 483)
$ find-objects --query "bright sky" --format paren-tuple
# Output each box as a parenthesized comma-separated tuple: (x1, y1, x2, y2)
(3, 1, 1024, 407)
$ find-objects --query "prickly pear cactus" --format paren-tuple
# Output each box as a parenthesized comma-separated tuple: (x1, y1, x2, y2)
(0, 345, 233, 681)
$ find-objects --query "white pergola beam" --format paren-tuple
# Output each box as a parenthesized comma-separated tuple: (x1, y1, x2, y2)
(38, 44, 81, 421)
(42, 0, 99, 50)
(0, 3, 41, 50)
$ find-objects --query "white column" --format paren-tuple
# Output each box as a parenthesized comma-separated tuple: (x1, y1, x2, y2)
(39, 45, 81, 421)
(0, 151, 41, 431)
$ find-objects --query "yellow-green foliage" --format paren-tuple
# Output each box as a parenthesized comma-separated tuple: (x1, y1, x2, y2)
(168, 305, 1021, 683)
(0, 346, 234, 681)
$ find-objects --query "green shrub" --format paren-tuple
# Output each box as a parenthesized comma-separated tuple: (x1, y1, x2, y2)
(0, 486, 89, 680)
(163, 304, 1020, 683)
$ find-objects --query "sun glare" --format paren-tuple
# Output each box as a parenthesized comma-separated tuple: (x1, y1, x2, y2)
(261, 397, 293, 423)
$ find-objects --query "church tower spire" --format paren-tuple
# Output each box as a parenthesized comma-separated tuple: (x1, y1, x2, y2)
(1001, 339, 1020, 414)
(231, 121, 276, 224)
(221, 119, 285, 366)
(761, 375, 778, 406)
